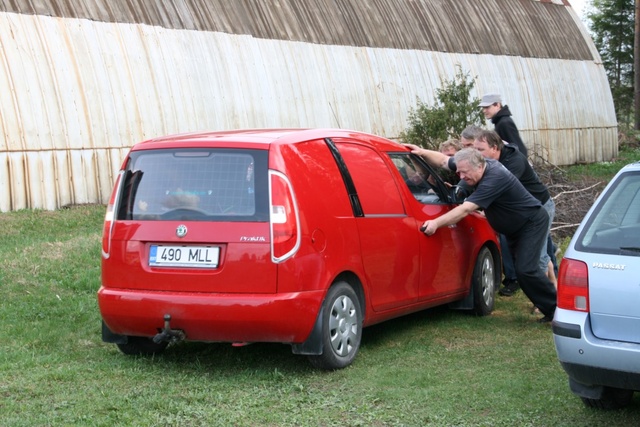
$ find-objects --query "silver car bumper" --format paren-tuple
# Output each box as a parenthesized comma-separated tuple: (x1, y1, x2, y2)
(553, 308, 640, 394)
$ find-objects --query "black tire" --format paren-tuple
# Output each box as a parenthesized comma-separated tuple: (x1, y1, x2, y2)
(116, 336, 168, 356)
(580, 387, 634, 410)
(471, 247, 497, 316)
(308, 281, 362, 370)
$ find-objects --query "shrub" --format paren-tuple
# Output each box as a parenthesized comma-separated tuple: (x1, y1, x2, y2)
(399, 66, 485, 150)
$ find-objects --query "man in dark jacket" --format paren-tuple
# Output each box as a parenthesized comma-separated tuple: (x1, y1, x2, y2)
(479, 93, 528, 158)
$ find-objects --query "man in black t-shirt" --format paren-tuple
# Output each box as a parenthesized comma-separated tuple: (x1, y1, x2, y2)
(474, 130, 558, 296)
(406, 145, 557, 322)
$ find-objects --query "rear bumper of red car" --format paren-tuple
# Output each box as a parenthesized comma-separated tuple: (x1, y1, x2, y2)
(98, 287, 325, 343)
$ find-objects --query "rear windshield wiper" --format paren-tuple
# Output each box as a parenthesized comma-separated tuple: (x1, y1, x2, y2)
(619, 246, 640, 253)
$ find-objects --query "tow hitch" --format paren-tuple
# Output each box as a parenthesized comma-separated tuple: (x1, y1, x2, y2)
(153, 314, 186, 344)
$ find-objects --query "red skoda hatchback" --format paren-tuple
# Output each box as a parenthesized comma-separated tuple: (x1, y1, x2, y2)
(99, 128, 500, 369)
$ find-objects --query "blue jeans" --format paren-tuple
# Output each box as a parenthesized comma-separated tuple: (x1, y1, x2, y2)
(539, 199, 555, 272)
(547, 234, 558, 276)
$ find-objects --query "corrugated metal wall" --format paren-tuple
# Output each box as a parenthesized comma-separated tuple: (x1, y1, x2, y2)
(0, 0, 618, 212)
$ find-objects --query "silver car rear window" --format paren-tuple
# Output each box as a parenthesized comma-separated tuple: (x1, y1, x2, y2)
(576, 170, 640, 255)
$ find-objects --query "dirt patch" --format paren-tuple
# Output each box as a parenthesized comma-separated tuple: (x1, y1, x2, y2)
(537, 163, 606, 241)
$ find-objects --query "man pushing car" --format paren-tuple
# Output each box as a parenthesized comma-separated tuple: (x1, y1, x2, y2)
(405, 145, 557, 323)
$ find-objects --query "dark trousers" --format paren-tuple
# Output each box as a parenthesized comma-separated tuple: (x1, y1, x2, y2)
(503, 232, 558, 281)
(506, 208, 557, 317)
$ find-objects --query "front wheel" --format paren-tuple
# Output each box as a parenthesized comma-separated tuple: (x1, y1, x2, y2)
(308, 281, 362, 370)
(472, 247, 497, 316)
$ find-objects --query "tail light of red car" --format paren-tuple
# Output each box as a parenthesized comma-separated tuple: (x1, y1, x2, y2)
(269, 170, 300, 262)
(101, 171, 123, 259)
(557, 257, 590, 312)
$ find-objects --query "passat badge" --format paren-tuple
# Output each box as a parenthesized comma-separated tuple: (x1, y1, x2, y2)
(176, 225, 188, 238)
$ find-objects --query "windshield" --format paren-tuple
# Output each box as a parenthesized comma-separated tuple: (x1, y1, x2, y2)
(116, 148, 269, 221)
(576, 170, 640, 256)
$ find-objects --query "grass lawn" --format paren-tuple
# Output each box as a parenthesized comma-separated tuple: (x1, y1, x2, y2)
(2, 148, 640, 426)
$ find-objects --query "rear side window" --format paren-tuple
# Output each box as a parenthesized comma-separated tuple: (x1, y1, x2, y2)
(576, 170, 640, 255)
(116, 148, 269, 221)
(336, 142, 405, 215)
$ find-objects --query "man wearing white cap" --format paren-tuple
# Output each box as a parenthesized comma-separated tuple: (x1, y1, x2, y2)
(479, 93, 528, 158)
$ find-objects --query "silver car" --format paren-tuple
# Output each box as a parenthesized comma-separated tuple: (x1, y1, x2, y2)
(553, 161, 640, 409)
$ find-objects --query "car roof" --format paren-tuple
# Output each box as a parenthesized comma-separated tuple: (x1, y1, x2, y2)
(131, 128, 407, 152)
(618, 161, 640, 172)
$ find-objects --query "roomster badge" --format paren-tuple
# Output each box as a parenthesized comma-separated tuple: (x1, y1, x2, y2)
(176, 225, 188, 238)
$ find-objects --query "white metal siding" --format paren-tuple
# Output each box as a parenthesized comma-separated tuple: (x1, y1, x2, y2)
(0, 9, 617, 211)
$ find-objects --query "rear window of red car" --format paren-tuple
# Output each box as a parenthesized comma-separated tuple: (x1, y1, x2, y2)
(116, 148, 269, 222)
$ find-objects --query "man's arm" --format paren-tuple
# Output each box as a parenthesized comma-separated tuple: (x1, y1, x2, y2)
(421, 200, 480, 235)
(404, 144, 451, 170)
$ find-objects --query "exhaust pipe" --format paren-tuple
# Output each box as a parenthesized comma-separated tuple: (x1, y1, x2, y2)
(153, 314, 186, 344)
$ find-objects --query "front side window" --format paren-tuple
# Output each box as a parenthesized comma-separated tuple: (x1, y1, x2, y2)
(388, 153, 450, 203)
(576, 170, 640, 255)
(116, 149, 269, 221)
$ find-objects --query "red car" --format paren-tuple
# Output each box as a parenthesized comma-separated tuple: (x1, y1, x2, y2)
(99, 128, 500, 369)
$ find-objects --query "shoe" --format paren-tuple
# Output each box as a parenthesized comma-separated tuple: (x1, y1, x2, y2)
(537, 315, 553, 324)
(499, 281, 520, 297)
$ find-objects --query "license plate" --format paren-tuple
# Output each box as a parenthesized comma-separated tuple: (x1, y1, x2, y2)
(149, 245, 219, 268)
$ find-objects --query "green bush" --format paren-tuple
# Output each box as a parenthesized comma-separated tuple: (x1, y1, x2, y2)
(399, 66, 485, 150)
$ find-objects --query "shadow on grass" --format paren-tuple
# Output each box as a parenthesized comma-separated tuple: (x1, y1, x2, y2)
(100, 306, 467, 375)
(113, 340, 314, 375)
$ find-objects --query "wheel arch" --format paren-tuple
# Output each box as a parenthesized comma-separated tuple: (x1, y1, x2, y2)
(333, 271, 366, 316)
(449, 241, 501, 312)
(291, 271, 365, 356)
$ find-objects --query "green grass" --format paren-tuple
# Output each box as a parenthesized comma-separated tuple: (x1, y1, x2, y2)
(2, 196, 640, 425)
(564, 145, 640, 180)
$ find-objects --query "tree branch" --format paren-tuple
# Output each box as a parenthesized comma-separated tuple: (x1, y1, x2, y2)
(552, 182, 602, 200)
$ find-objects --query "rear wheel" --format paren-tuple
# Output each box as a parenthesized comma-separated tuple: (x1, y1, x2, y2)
(116, 336, 168, 356)
(308, 281, 362, 370)
(581, 387, 634, 409)
(472, 247, 497, 316)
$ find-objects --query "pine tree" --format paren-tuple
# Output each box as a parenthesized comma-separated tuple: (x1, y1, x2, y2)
(588, 0, 636, 129)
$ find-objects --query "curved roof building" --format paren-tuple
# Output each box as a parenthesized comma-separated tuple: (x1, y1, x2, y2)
(0, 0, 615, 211)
